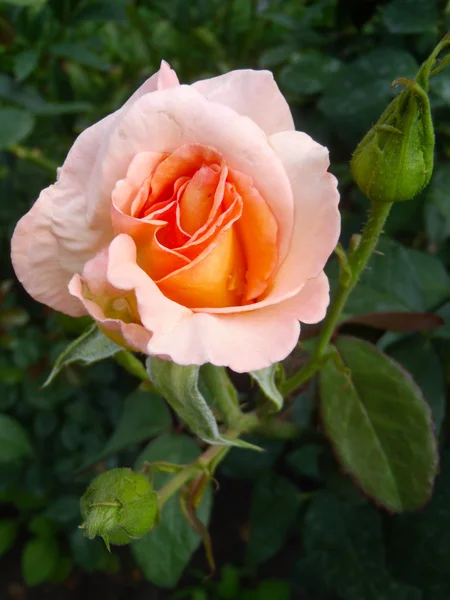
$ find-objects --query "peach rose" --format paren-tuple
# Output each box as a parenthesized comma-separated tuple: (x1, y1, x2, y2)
(11, 62, 340, 373)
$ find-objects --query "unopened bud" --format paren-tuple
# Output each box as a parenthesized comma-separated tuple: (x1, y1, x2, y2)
(80, 468, 158, 549)
(351, 34, 450, 204)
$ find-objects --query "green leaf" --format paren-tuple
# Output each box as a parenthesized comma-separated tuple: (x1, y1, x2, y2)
(1, 0, 46, 4)
(406, 248, 450, 310)
(132, 433, 212, 588)
(101, 389, 171, 456)
(44, 325, 122, 386)
(286, 445, 322, 481)
(250, 365, 284, 411)
(280, 52, 341, 96)
(49, 555, 73, 584)
(259, 44, 295, 68)
(28, 515, 56, 538)
(0, 520, 18, 558)
(423, 164, 450, 245)
(386, 450, 450, 596)
(73, 0, 127, 22)
(50, 43, 110, 71)
(221, 436, 285, 480)
(380, 0, 438, 34)
(13, 49, 40, 82)
(388, 335, 446, 434)
(147, 358, 254, 448)
(216, 565, 240, 599)
(319, 49, 417, 144)
(22, 537, 60, 586)
(34, 102, 93, 116)
(70, 529, 108, 573)
(45, 495, 80, 524)
(246, 473, 301, 566)
(303, 492, 422, 600)
(253, 580, 292, 600)
(433, 302, 450, 340)
(319, 337, 438, 511)
(0, 108, 35, 149)
(0, 414, 32, 462)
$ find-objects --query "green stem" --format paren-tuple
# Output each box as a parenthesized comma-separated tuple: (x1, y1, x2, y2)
(251, 418, 300, 440)
(282, 201, 392, 396)
(8, 144, 59, 175)
(157, 430, 240, 506)
(201, 364, 244, 429)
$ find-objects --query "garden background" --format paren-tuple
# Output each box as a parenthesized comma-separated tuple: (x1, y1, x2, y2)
(1, 0, 450, 599)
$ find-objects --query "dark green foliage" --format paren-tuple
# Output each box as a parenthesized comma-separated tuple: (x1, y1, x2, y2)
(1, 0, 450, 598)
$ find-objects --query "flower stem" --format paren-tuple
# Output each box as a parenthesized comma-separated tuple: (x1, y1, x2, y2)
(282, 201, 393, 396)
(201, 364, 245, 429)
(157, 431, 240, 506)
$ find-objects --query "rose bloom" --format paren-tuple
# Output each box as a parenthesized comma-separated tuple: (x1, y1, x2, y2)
(11, 63, 340, 373)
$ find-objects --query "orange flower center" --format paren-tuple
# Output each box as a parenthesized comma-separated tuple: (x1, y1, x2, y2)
(111, 144, 279, 310)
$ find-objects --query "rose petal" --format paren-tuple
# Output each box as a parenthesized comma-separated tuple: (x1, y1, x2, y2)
(69, 234, 191, 347)
(92, 85, 294, 274)
(11, 63, 179, 317)
(147, 272, 330, 372)
(178, 165, 220, 235)
(267, 130, 340, 294)
(279, 271, 330, 324)
(112, 151, 166, 218)
(69, 275, 152, 354)
(104, 235, 191, 337)
(157, 223, 246, 309)
(194, 131, 340, 314)
(147, 303, 300, 373)
(192, 70, 294, 135)
(228, 169, 278, 301)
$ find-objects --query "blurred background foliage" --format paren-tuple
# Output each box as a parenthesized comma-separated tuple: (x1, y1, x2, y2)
(0, 0, 450, 598)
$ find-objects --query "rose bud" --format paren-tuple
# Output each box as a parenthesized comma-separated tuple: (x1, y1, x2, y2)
(350, 78, 433, 204)
(351, 35, 450, 204)
(80, 468, 158, 549)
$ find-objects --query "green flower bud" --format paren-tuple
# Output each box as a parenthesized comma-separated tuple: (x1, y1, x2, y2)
(351, 80, 433, 203)
(80, 468, 158, 550)
(351, 34, 450, 204)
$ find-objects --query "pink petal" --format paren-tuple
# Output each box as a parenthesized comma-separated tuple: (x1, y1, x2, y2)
(279, 271, 330, 324)
(192, 70, 294, 135)
(11, 63, 179, 317)
(146, 272, 330, 372)
(147, 304, 300, 373)
(69, 274, 152, 353)
(267, 131, 340, 296)
(104, 235, 191, 338)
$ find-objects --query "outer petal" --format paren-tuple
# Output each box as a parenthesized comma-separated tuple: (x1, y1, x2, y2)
(146, 272, 330, 372)
(267, 131, 340, 295)
(69, 277, 152, 354)
(278, 271, 330, 324)
(11, 63, 179, 317)
(102, 235, 191, 337)
(192, 70, 294, 135)
(147, 306, 299, 373)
